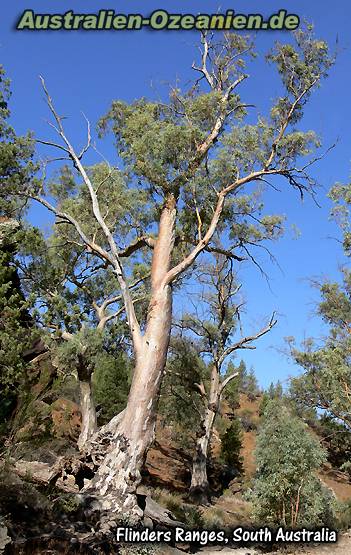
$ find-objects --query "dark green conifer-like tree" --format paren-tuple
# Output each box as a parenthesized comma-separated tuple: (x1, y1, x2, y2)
(0, 66, 35, 429)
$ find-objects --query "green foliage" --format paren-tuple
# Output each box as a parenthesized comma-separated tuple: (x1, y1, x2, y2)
(268, 26, 333, 111)
(318, 269, 351, 330)
(17, 159, 151, 345)
(52, 327, 131, 423)
(153, 488, 204, 528)
(289, 274, 351, 429)
(0, 225, 37, 434)
(93, 351, 130, 424)
(98, 35, 254, 191)
(52, 493, 81, 515)
(335, 499, 351, 530)
(248, 400, 334, 527)
(220, 417, 243, 472)
(7, 27, 333, 445)
(0, 242, 27, 391)
(54, 328, 105, 379)
(0, 65, 35, 218)
(223, 360, 247, 410)
(243, 367, 259, 401)
(222, 362, 240, 411)
(224, 359, 255, 401)
(0, 66, 37, 430)
(329, 181, 351, 256)
(259, 380, 283, 416)
(94, 27, 332, 268)
(158, 336, 208, 450)
(317, 415, 351, 477)
(287, 269, 351, 429)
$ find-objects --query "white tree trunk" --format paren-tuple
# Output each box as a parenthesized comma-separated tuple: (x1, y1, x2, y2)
(190, 364, 220, 502)
(84, 195, 176, 524)
(78, 380, 97, 451)
(190, 407, 216, 503)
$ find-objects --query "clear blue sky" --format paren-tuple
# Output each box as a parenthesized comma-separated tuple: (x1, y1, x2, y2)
(2, 1, 351, 388)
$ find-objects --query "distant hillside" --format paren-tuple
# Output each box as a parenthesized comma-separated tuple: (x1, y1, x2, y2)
(145, 392, 351, 527)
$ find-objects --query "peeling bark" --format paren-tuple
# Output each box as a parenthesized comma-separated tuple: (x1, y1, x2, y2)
(190, 364, 219, 503)
(77, 380, 97, 451)
(190, 407, 216, 504)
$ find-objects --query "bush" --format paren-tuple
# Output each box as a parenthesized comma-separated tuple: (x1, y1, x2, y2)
(202, 507, 226, 529)
(153, 489, 204, 528)
(248, 399, 335, 527)
(335, 499, 351, 530)
(239, 409, 257, 432)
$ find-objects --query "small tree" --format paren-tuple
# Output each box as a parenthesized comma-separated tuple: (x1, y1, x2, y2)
(249, 400, 334, 527)
(244, 367, 259, 401)
(260, 380, 283, 415)
(17, 210, 148, 450)
(158, 335, 208, 452)
(93, 351, 131, 425)
(223, 360, 246, 411)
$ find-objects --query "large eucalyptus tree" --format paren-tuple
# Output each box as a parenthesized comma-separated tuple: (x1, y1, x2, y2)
(19, 29, 333, 523)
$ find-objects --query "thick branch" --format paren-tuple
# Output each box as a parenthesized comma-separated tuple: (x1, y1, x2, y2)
(194, 381, 208, 402)
(38, 77, 142, 354)
(118, 236, 155, 258)
(165, 168, 282, 285)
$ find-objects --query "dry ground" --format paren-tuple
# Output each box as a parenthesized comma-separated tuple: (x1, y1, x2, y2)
(163, 530, 351, 553)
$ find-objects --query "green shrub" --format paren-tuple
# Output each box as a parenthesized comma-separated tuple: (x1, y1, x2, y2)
(335, 499, 351, 530)
(248, 399, 335, 527)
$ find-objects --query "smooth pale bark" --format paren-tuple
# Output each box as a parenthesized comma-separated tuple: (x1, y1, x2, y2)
(84, 195, 176, 522)
(190, 364, 221, 503)
(190, 407, 216, 504)
(77, 380, 97, 451)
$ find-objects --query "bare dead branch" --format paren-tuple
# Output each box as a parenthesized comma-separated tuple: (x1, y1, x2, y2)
(219, 313, 277, 365)
(37, 77, 143, 354)
(219, 371, 239, 396)
(78, 113, 91, 160)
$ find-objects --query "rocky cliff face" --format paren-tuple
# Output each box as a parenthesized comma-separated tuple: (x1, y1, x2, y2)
(11, 350, 82, 453)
